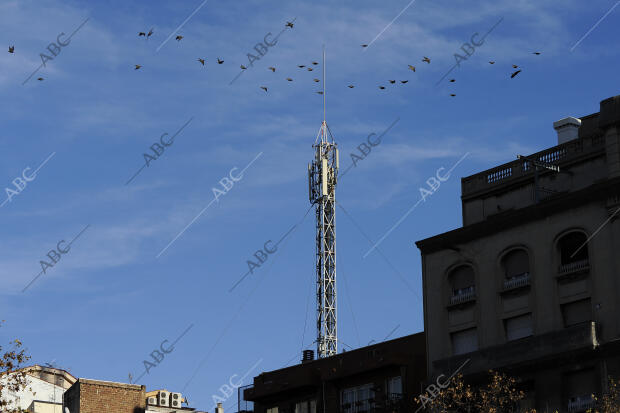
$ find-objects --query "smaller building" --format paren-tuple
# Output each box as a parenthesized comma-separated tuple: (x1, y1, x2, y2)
(242, 332, 426, 413)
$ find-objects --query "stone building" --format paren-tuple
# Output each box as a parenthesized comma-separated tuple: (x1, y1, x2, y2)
(415, 94, 620, 412)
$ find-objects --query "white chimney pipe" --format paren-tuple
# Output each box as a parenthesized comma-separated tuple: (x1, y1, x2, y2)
(215, 402, 224, 413)
(553, 117, 581, 144)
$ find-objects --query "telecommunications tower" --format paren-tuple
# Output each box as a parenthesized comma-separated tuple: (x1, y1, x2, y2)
(308, 47, 339, 358)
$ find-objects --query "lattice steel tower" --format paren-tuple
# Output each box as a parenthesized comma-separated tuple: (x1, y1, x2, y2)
(308, 47, 339, 358)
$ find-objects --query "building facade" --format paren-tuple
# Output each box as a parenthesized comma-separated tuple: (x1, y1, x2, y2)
(243, 333, 426, 413)
(416, 94, 620, 412)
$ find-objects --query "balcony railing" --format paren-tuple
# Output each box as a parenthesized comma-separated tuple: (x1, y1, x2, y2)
(568, 394, 595, 412)
(462, 134, 605, 197)
(503, 272, 531, 290)
(450, 287, 476, 305)
(558, 259, 590, 276)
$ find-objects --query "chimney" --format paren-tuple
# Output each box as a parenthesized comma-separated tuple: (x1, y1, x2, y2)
(553, 117, 581, 144)
(215, 402, 224, 413)
(302, 349, 314, 363)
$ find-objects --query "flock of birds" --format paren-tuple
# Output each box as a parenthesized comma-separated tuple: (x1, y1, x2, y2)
(7, 22, 541, 95)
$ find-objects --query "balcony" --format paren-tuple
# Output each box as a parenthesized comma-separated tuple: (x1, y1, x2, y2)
(558, 259, 590, 278)
(568, 394, 595, 412)
(502, 272, 531, 291)
(433, 322, 599, 376)
(449, 287, 476, 306)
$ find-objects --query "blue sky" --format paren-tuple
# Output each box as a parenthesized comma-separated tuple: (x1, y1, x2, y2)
(1, 0, 619, 410)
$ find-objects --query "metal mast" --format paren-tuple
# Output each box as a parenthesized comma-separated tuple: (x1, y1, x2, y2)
(308, 46, 338, 358)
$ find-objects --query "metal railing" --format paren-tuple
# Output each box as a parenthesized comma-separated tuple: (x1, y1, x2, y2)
(568, 394, 595, 412)
(450, 287, 476, 305)
(558, 259, 590, 276)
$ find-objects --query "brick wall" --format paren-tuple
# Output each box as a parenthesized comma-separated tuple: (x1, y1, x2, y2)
(63, 378, 146, 413)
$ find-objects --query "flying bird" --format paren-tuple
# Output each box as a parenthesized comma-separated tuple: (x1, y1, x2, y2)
(512, 64, 518, 68)
(37, 77, 44, 81)
(197, 58, 205, 65)
(307, 67, 313, 71)
(175, 35, 183, 41)
(8, 45, 14, 53)
(313, 78, 320, 82)
(138, 32, 146, 37)
(422, 56, 431, 64)
(240, 64, 247, 70)
(533, 52, 541, 55)
(400, 80, 408, 84)
(298, 65, 305, 68)
(389, 80, 396, 84)
(147, 28, 154, 38)
(286, 77, 293, 81)
(450, 93, 456, 97)
(361, 44, 368, 48)
(134, 64, 142, 70)
(268, 66, 276, 72)
(449, 79, 455, 82)
(348, 85, 354, 88)
(316, 91, 323, 95)
(312, 61, 318, 65)
(489, 61, 495, 64)
(408, 65, 416, 72)
(510, 69, 521, 78)
(217, 58, 224, 64)
(379, 86, 386, 89)
(286, 21, 294, 28)
(260, 86, 268, 92)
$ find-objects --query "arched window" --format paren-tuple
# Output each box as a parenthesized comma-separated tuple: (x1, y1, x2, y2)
(448, 266, 475, 304)
(558, 232, 589, 266)
(501, 249, 531, 289)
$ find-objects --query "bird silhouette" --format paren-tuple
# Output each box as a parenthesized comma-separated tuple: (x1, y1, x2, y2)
(510, 69, 521, 78)
(348, 85, 354, 88)
(307, 67, 313, 71)
(449, 79, 455, 82)
(379, 86, 385, 89)
(260, 86, 268, 92)
(533, 52, 541, 55)
(37, 77, 44, 81)
(8, 45, 14, 53)
(286, 21, 294, 28)
(286, 77, 293, 81)
(512, 64, 518, 68)
(489, 61, 495, 64)
(400, 80, 408, 84)
(175, 35, 183, 41)
(147, 28, 154, 38)
(268, 66, 276, 72)
(361, 44, 368, 48)
(422, 56, 431, 64)
(138, 32, 146, 37)
(217, 58, 224, 64)
(298, 65, 305, 68)
(197, 58, 205, 65)
(134, 64, 142, 70)
(450, 93, 456, 97)
(316, 91, 323, 94)
(312, 61, 319, 65)
(240, 65, 247, 70)
(313, 78, 320, 82)
(408, 65, 416, 72)
(389, 80, 396, 84)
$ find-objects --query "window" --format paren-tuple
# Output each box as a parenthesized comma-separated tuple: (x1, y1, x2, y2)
(504, 313, 533, 341)
(565, 369, 597, 412)
(266, 407, 279, 413)
(451, 328, 478, 355)
(562, 299, 592, 327)
(502, 249, 531, 289)
(295, 400, 316, 413)
(341, 384, 374, 413)
(559, 232, 589, 266)
(386, 376, 402, 401)
(449, 266, 476, 304)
